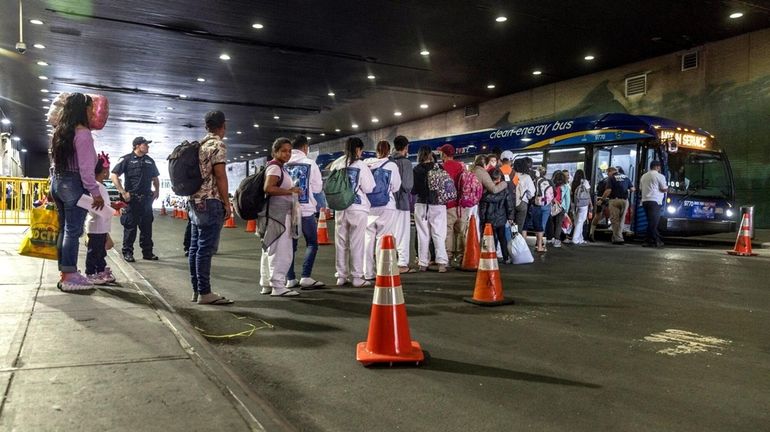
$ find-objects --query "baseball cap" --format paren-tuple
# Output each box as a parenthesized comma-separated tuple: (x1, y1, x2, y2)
(437, 144, 455, 156)
(501, 150, 514, 161)
(132, 136, 152, 147)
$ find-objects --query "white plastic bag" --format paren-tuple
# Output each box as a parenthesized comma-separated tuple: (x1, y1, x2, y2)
(508, 233, 534, 264)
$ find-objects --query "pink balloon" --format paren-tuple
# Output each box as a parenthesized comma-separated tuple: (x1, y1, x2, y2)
(87, 94, 109, 130)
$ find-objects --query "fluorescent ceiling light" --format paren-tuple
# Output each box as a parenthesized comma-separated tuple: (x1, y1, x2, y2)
(273, 115, 280, 120)
(328, 91, 335, 97)
(40, 89, 48, 93)
(196, 77, 206, 82)
(584, 55, 595, 61)
(236, 131, 242, 134)
(487, 84, 495, 89)
(41, 98, 50, 102)
(37, 61, 48, 66)
(371, 118, 379, 123)
(367, 74, 375, 80)
(532, 70, 542, 75)
(420, 50, 430, 56)
(33, 43, 45, 49)
(253, 124, 259, 128)
(729, 12, 743, 19)
(179, 94, 187, 98)
(38, 76, 48, 80)
(29, 19, 44, 25)
(394, 111, 402, 116)
(12, 136, 21, 141)
(495, 16, 507, 22)
(420, 104, 429, 109)
(335, 128, 341, 132)
(219, 54, 231, 61)
(252, 23, 264, 29)
(320, 133, 325, 136)
(352, 124, 359, 129)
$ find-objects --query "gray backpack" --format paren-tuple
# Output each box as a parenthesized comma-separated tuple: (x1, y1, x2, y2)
(575, 184, 591, 207)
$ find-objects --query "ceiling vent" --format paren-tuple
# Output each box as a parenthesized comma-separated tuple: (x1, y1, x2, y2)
(464, 104, 479, 118)
(625, 74, 647, 97)
(681, 51, 699, 71)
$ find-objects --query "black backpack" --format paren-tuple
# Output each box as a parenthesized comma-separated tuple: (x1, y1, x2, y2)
(234, 161, 282, 220)
(167, 140, 204, 196)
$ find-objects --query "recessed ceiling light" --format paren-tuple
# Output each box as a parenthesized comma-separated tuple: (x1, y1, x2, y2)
(247, 153, 252, 156)
(11, 136, 21, 141)
(196, 77, 206, 82)
(367, 74, 376, 80)
(37, 61, 48, 66)
(584, 55, 595, 61)
(252, 23, 264, 29)
(327, 91, 335, 97)
(532, 70, 542, 75)
(420, 50, 430, 56)
(1, 118, 11, 125)
(394, 111, 402, 116)
(38, 76, 48, 80)
(29, 19, 44, 25)
(307, 137, 312, 140)
(40, 89, 48, 93)
(253, 123, 259, 128)
(166, 106, 174, 110)
(224, 137, 229, 140)
(371, 117, 379, 123)
(352, 123, 359, 129)
(729, 12, 744, 19)
(335, 128, 341, 132)
(21, 148, 27, 152)
(33, 43, 45, 49)
(42, 98, 50, 102)
(320, 133, 325, 137)
(487, 84, 496, 89)
(236, 131, 242, 134)
(495, 16, 508, 22)
(179, 94, 188, 98)
(273, 115, 280, 120)
(219, 53, 231, 61)
(43, 105, 49, 109)
(419, 104, 429, 109)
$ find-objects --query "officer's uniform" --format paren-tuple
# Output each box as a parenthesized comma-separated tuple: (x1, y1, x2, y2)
(112, 152, 160, 258)
(606, 173, 633, 244)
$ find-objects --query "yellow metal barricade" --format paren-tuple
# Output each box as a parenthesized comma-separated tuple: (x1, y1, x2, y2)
(0, 177, 51, 226)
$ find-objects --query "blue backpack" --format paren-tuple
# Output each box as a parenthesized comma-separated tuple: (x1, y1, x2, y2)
(367, 161, 393, 207)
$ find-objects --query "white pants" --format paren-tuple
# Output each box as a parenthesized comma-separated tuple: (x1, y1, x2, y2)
(414, 203, 448, 267)
(260, 214, 293, 291)
(572, 206, 589, 244)
(364, 208, 399, 278)
(394, 210, 411, 267)
(335, 209, 368, 279)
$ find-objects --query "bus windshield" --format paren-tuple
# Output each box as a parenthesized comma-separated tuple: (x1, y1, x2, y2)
(667, 150, 732, 199)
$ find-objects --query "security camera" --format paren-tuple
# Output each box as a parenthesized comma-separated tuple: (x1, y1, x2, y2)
(15, 42, 27, 54)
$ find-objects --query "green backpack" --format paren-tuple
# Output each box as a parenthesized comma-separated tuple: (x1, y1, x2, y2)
(323, 168, 356, 210)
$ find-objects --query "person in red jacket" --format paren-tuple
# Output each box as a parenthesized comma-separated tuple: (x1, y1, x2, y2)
(437, 144, 466, 265)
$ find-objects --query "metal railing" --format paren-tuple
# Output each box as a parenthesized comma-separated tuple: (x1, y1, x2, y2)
(0, 177, 51, 226)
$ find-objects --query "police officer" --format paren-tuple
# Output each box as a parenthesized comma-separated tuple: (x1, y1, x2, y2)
(110, 137, 160, 262)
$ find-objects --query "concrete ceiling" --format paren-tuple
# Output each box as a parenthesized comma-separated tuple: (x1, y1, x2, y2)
(1, 0, 769, 175)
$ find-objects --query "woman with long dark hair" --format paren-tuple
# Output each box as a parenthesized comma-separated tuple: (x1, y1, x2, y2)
(329, 137, 375, 287)
(412, 145, 449, 272)
(50, 93, 105, 291)
(567, 169, 592, 244)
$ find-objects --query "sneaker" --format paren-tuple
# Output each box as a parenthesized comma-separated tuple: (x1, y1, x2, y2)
(191, 292, 199, 302)
(286, 279, 299, 288)
(57, 272, 94, 292)
(98, 267, 116, 284)
(438, 264, 448, 273)
(553, 240, 562, 248)
(546, 239, 554, 245)
(419, 266, 428, 272)
(260, 286, 271, 295)
(86, 273, 108, 286)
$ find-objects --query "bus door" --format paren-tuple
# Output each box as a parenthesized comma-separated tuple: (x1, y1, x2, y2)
(594, 143, 639, 230)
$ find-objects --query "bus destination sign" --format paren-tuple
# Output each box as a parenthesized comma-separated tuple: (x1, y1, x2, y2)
(659, 130, 710, 149)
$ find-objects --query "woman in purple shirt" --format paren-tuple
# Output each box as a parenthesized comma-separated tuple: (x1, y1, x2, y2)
(50, 93, 105, 291)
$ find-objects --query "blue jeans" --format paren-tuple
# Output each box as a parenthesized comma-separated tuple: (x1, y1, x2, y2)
(287, 215, 319, 280)
(188, 199, 225, 295)
(51, 173, 88, 273)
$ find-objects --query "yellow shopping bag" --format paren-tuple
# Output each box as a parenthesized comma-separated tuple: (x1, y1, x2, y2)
(18, 206, 60, 260)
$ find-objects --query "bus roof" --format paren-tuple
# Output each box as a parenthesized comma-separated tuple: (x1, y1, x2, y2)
(407, 112, 713, 155)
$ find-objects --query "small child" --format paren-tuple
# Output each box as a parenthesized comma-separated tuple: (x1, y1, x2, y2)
(478, 168, 515, 263)
(85, 152, 116, 284)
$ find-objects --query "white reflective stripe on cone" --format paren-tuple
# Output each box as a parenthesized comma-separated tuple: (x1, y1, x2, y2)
(376, 248, 399, 276)
(739, 229, 751, 236)
(478, 258, 499, 271)
(319, 221, 327, 228)
(372, 286, 405, 305)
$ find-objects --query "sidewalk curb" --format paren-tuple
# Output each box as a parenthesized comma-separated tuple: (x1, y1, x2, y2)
(108, 250, 296, 432)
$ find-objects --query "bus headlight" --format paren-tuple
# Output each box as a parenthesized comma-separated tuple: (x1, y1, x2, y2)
(666, 205, 677, 215)
(726, 209, 734, 218)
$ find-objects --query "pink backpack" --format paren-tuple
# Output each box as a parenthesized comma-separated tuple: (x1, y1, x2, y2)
(458, 170, 482, 208)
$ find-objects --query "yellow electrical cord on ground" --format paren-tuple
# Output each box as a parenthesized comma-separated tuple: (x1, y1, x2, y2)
(195, 314, 274, 339)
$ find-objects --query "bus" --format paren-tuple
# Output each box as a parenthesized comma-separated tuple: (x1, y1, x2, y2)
(406, 112, 737, 236)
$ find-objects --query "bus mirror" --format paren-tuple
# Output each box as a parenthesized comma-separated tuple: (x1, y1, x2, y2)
(666, 138, 678, 153)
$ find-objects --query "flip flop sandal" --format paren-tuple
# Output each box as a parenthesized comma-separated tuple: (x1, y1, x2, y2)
(301, 281, 327, 290)
(399, 267, 417, 274)
(271, 290, 300, 297)
(191, 293, 199, 302)
(198, 297, 234, 305)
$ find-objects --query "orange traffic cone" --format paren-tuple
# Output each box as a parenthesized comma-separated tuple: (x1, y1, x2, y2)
(160, 205, 167, 216)
(174, 207, 180, 218)
(182, 209, 189, 221)
(463, 223, 515, 306)
(459, 214, 480, 271)
(357, 234, 424, 366)
(727, 213, 758, 256)
(224, 204, 237, 228)
(245, 219, 256, 233)
(317, 208, 332, 245)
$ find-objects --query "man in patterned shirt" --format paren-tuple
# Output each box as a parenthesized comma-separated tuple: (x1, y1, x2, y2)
(187, 110, 234, 305)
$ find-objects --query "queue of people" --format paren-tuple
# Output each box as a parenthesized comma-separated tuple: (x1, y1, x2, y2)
(48, 101, 659, 302)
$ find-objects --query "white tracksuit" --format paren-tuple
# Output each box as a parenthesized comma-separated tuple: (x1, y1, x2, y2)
(415, 203, 449, 267)
(571, 179, 591, 244)
(259, 163, 295, 294)
(329, 157, 375, 281)
(363, 158, 402, 279)
(395, 209, 411, 267)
